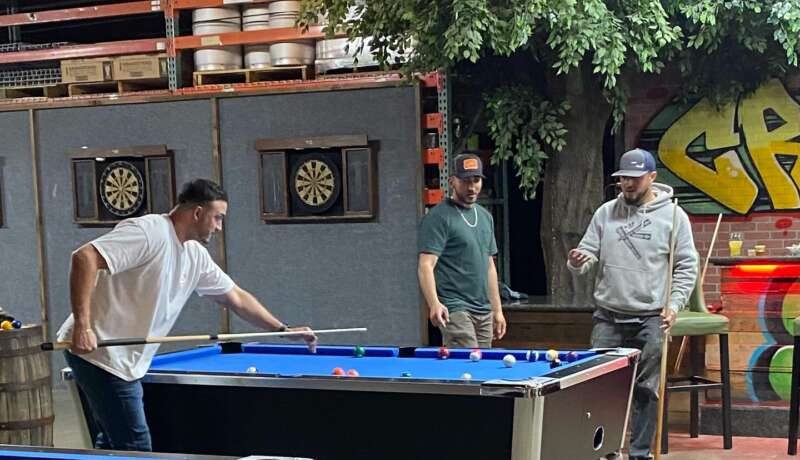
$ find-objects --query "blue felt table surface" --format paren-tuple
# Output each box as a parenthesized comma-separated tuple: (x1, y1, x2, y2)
(148, 344, 596, 382)
(0, 450, 165, 460)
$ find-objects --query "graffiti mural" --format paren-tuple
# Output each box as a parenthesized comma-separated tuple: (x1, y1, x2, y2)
(640, 78, 800, 216)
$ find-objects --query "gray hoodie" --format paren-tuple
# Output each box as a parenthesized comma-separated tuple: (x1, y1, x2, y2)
(567, 183, 698, 315)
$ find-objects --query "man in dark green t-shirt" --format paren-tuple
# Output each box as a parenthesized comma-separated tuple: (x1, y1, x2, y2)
(417, 153, 506, 348)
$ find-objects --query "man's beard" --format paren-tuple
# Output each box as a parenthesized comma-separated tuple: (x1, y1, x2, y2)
(623, 190, 646, 206)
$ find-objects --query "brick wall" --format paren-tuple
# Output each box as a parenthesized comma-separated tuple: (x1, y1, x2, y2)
(690, 214, 800, 305)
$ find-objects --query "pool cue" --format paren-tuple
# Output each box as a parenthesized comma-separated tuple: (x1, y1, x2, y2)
(654, 198, 679, 460)
(673, 213, 722, 374)
(40, 327, 368, 351)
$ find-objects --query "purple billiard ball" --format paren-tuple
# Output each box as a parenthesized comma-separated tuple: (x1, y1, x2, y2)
(566, 351, 578, 362)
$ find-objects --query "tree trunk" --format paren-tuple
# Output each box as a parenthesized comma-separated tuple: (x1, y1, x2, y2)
(541, 64, 612, 307)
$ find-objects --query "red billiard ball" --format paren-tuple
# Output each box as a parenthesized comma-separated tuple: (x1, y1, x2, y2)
(346, 369, 359, 377)
(332, 367, 345, 376)
(438, 347, 450, 359)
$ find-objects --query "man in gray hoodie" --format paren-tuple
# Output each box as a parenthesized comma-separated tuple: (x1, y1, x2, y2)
(567, 148, 698, 460)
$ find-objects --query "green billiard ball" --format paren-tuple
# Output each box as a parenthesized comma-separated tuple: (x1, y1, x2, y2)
(354, 346, 366, 358)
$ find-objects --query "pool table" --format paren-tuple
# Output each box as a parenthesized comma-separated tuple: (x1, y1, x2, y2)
(0, 444, 308, 460)
(140, 344, 640, 460)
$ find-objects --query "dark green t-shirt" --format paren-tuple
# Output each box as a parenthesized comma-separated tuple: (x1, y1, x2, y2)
(418, 199, 498, 314)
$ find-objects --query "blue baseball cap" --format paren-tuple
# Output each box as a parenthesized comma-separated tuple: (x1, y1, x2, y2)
(612, 148, 656, 177)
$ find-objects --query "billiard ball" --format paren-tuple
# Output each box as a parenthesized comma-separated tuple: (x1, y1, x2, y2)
(546, 349, 559, 362)
(346, 369, 359, 377)
(566, 351, 578, 362)
(245, 366, 258, 374)
(461, 372, 472, 380)
(469, 350, 482, 362)
(502, 354, 516, 368)
(353, 346, 366, 358)
(332, 367, 346, 376)
(527, 350, 539, 362)
(0, 321, 11, 331)
(438, 347, 450, 359)
(10, 320, 21, 329)
(401, 371, 412, 377)
(550, 358, 562, 369)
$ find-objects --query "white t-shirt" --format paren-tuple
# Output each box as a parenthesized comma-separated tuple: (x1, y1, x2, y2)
(57, 214, 235, 381)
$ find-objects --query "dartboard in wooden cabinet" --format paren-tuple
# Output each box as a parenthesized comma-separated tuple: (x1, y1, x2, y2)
(98, 160, 146, 218)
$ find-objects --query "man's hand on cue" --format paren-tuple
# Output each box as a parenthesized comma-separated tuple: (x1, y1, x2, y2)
(661, 309, 677, 334)
(285, 326, 317, 353)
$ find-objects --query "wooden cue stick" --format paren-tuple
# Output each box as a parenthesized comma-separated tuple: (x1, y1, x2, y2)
(674, 213, 723, 374)
(40, 327, 368, 351)
(654, 198, 679, 460)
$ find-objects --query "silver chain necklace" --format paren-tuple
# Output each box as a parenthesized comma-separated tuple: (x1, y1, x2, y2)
(457, 206, 478, 227)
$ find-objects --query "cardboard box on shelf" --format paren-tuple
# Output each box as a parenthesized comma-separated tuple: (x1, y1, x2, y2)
(113, 54, 168, 80)
(60, 58, 114, 83)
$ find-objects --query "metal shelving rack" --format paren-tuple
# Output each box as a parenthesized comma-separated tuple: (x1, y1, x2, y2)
(0, 0, 340, 91)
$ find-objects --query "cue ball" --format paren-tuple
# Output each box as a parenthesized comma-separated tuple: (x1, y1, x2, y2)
(546, 349, 559, 362)
(469, 350, 482, 362)
(502, 354, 516, 368)
(245, 366, 258, 374)
(461, 372, 472, 380)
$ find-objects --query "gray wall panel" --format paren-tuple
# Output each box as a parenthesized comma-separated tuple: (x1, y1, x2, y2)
(36, 100, 223, 372)
(219, 86, 422, 346)
(0, 111, 40, 325)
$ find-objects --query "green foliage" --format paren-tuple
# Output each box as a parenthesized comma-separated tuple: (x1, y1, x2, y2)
(669, 0, 800, 106)
(300, 0, 800, 197)
(486, 86, 570, 199)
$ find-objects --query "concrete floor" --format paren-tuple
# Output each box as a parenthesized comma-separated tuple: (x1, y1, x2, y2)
(48, 386, 800, 459)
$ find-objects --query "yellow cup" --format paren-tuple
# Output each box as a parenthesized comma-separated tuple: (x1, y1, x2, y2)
(754, 244, 766, 255)
(729, 240, 743, 256)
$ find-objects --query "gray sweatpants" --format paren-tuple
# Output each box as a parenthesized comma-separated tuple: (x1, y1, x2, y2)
(591, 308, 663, 459)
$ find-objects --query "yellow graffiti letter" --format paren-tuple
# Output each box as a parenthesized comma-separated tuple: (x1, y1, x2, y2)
(659, 98, 757, 214)
(739, 79, 800, 209)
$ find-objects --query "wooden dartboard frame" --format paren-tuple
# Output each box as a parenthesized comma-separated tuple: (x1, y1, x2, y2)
(69, 145, 175, 226)
(256, 134, 377, 223)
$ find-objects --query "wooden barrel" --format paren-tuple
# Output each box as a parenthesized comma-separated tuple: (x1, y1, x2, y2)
(0, 324, 54, 445)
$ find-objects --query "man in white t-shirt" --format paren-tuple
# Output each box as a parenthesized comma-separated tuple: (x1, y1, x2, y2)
(57, 178, 316, 452)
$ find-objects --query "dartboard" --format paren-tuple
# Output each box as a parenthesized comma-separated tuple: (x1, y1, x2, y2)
(290, 154, 340, 213)
(99, 161, 145, 217)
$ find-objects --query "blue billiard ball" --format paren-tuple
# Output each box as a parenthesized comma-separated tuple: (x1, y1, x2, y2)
(11, 320, 22, 329)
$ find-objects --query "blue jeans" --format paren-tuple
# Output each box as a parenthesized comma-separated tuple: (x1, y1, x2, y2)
(64, 351, 152, 451)
(591, 309, 663, 460)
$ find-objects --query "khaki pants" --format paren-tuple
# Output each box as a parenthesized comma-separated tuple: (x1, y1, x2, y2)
(439, 310, 494, 348)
